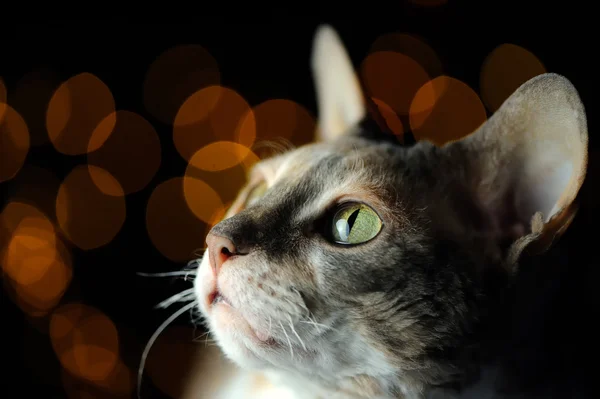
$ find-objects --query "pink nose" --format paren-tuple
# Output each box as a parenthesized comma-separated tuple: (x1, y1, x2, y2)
(206, 232, 237, 277)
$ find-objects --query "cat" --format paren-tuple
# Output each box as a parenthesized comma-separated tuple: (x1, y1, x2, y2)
(185, 25, 591, 398)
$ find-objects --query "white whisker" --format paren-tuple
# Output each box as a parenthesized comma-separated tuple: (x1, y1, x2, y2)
(306, 315, 322, 334)
(155, 288, 196, 309)
(137, 301, 198, 399)
(137, 270, 196, 277)
(299, 319, 338, 334)
(288, 316, 307, 352)
(279, 321, 294, 360)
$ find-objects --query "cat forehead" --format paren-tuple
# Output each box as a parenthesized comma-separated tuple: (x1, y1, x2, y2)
(254, 136, 394, 186)
(247, 137, 398, 220)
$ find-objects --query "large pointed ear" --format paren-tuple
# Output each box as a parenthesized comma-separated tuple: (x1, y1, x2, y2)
(311, 25, 367, 142)
(445, 73, 588, 255)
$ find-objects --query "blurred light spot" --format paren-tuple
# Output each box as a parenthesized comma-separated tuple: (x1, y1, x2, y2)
(146, 178, 211, 262)
(50, 304, 121, 384)
(12, 255, 72, 317)
(409, 0, 448, 6)
(46, 73, 116, 155)
(361, 51, 431, 116)
(144, 45, 220, 125)
(410, 76, 487, 146)
(56, 165, 126, 250)
(145, 326, 197, 399)
(371, 98, 405, 139)
(187, 141, 259, 172)
(369, 33, 443, 79)
(12, 69, 61, 146)
(3, 216, 57, 285)
(6, 165, 62, 223)
(182, 176, 225, 225)
(61, 360, 133, 398)
(172, 85, 221, 162)
(186, 162, 254, 216)
(0, 103, 30, 183)
(0, 202, 73, 316)
(1, 201, 49, 233)
(88, 111, 161, 194)
(209, 87, 255, 146)
(239, 99, 316, 145)
(480, 43, 546, 112)
(173, 86, 254, 162)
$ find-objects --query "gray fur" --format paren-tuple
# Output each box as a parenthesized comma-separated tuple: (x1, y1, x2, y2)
(192, 26, 588, 398)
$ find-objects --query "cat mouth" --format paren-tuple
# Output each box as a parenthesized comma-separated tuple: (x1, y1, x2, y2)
(208, 290, 232, 308)
(208, 288, 277, 346)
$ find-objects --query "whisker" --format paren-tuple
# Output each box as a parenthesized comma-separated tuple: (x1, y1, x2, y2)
(193, 331, 211, 343)
(306, 314, 321, 334)
(299, 319, 338, 334)
(155, 288, 196, 310)
(288, 316, 307, 352)
(137, 301, 198, 399)
(279, 321, 294, 360)
(137, 271, 196, 278)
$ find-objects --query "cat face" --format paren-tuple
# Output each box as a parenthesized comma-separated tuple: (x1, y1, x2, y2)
(193, 26, 588, 396)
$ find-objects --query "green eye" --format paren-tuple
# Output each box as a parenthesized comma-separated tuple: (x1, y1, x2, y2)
(245, 181, 268, 207)
(331, 203, 382, 245)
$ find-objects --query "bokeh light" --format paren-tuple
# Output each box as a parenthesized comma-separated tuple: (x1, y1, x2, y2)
(1, 202, 72, 317)
(56, 166, 126, 250)
(173, 86, 254, 162)
(239, 99, 316, 144)
(410, 76, 487, 146)
(182, 176, 225, 225)
(187, 141, 260, 172)
(12, 69, 61, 146)
(371, 98, 405, 139)
(61, 360, 134, 399)
(369, 33, 443, 79)
(3, 216, 57, 286)
(146, 177, 213, 262)
(46, 73, 116, 155)
(361, 51, 431, 116)
(144, 45, 220, 125)
(87, 110, 161, 195)
(480, 43, 546, 112)
(50, 303, 129, 392)
(0, 103, 30, 183)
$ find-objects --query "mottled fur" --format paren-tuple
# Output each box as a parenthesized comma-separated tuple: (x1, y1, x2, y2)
(189, 26, 589, 398)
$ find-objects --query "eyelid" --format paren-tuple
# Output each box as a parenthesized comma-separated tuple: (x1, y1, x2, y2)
(329, 196, 386, 225)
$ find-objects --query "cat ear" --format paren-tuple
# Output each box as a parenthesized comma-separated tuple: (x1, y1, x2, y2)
(311, 25, 366, 142)
(446, 73, 588, 248)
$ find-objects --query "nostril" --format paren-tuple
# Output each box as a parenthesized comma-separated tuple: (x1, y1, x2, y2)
(221, 246, 233, 257)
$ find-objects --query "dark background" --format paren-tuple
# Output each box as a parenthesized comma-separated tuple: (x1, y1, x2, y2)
(1, 4, 598, 399)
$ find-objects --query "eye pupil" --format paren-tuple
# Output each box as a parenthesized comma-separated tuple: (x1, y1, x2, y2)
(330, 203, 382, 245)
(347, 208, 360, 228)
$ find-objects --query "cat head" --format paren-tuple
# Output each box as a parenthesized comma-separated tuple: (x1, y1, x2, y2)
(193, 25, 588, 396)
